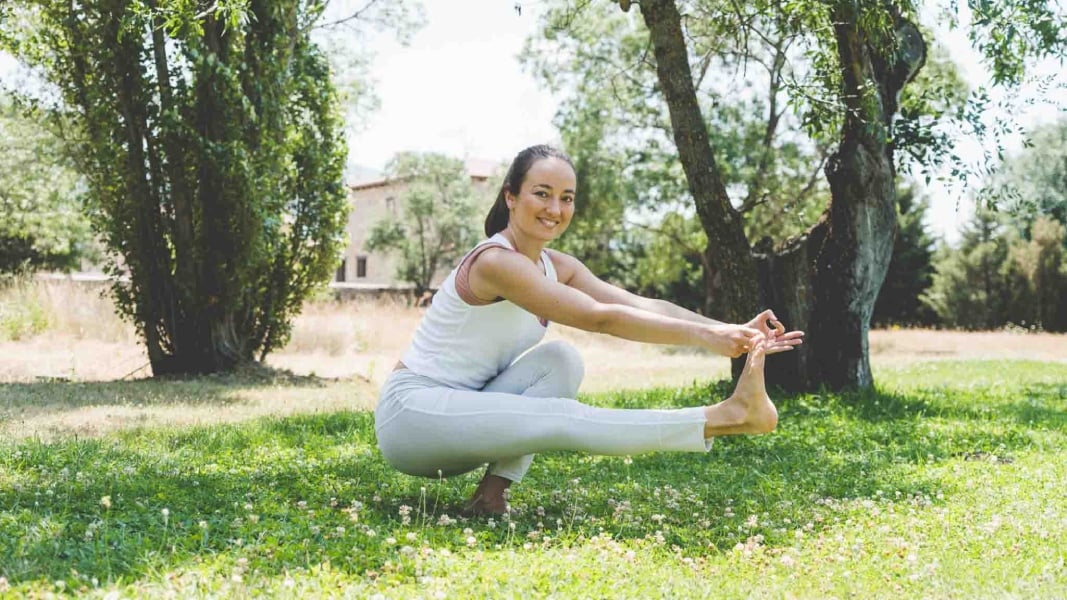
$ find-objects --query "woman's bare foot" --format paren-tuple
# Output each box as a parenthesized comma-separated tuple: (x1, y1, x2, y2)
(703, 336, 778, 437)
(463, 472, 511, 516)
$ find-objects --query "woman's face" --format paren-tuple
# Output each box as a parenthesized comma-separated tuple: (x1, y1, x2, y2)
(505, 157, 576, 243)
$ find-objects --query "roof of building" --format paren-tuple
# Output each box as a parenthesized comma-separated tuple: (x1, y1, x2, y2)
(348, 157, 503, 191)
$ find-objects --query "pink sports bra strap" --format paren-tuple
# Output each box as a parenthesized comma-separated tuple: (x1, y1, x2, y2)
(455, 243, 509, 306)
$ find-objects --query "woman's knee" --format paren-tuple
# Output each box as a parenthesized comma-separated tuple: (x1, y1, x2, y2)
(535, 340, 585, 391)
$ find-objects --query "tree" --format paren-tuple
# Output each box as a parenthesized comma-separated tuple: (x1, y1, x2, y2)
(922, 210, 1012, 330)
(547, 0, 1063, 391)
(1008, 216, 1067, 331)
(995, 119, 1067, 238)
(366, 153, 482, 296)
(0, 0, 410, 375)
(524, 3, 833, 316)
(872, 186, 937, 327)
(0, 95, 96, 274)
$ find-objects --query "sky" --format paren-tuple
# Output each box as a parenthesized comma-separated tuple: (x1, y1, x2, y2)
(344, 0, 561, 173)
(3, 1, 1063, 243)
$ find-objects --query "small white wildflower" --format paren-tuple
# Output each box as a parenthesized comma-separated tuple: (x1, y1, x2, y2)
(366, 529, 376, 537)
(100, 496, 112, 510)
(283, 577, 295, 589)
(466, 536, 477, 547)
(406, 532, 418, 541)
(297, 501, 308, 510)
(161, 508, 170, 519)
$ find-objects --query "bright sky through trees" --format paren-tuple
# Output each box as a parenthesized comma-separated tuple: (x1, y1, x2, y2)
(3, 0, 1062, 244)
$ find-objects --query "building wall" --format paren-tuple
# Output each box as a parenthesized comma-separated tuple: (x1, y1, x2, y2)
(338, 181, 411, 286)
(340, 173, 497, 289)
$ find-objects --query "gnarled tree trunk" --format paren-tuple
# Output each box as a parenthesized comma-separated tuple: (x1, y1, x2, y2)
(635, 0, 925, 391)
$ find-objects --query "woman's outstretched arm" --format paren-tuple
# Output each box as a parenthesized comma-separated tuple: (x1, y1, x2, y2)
(546, 249, 801, 343)
(469, 247, 800, 358)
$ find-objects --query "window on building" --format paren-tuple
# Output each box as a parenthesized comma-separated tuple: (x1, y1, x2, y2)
(385, 196, 397, 215)
(356, 256, 367, 278)
(335, 259, 346, 282)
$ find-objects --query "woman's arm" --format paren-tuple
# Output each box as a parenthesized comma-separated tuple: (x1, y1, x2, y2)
(547, 249, 795, 340)
(469, 248, 798, 357)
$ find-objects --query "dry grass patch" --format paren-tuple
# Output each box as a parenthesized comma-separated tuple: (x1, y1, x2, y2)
(3, 280, 1066, 442)
(0, 374, 375, 441)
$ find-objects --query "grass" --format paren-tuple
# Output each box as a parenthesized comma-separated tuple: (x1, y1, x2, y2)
(2, 360, 1066, 598)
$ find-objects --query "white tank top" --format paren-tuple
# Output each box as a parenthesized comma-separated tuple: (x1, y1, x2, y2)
(400, 233, 558, 390)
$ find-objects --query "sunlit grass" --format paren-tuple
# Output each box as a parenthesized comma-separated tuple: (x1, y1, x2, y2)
(2, 360, 1065, 597)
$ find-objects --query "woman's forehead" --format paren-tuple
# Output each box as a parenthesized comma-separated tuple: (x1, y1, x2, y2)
(525, 158, 576, 189)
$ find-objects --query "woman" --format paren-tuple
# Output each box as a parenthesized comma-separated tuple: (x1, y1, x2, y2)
(375, 145, 804, 515)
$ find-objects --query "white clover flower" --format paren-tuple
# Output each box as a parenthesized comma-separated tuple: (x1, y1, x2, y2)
(466, 536, 477, 547)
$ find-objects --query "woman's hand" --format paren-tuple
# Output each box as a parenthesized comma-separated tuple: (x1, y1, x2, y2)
(706, 310, 805, 358)
(744, 309, 804, 355)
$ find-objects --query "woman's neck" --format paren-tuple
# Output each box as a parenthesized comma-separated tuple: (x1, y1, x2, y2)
(500, 225, 545, 263)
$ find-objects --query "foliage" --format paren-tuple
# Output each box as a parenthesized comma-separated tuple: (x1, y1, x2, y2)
(0, 95, 97, 274)
(2, 360, 1067, 595)
(923, 210, 1067, 331)
(872, 186, 937, 327)
(366, 152, 482, 295)
(994, 118, 1067, 236)
(629, 212, 706, 310)
(922, 210, 1012, 330)
(1005, 216, 1067, 331)
(523, 0, 832, 251)
(0, 0, 398, 374)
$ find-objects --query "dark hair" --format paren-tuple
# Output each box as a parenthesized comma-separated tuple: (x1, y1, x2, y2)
(484, 145, 575, 237)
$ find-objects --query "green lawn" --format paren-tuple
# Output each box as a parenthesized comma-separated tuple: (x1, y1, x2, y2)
(2, 360, 1065, 598)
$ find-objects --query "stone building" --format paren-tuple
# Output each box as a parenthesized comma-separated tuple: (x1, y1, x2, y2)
(336, 158, 501, 290)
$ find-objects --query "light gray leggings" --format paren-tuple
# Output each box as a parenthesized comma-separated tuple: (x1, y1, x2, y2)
(374, 341, 711, 482)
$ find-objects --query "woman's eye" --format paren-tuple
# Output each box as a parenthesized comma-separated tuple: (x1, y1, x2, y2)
(534, 191, 548, 198)
(563, 196, 575, 204)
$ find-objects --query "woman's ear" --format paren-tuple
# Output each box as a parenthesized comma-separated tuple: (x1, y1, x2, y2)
(505, 190, 515, 210)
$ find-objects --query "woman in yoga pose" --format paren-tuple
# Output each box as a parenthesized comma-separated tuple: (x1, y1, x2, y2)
(375, 145, 804, 514)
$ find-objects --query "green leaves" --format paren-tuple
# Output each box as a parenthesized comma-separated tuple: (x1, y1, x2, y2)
(366, 152, 484, 294)
(0, 0, 353, 372)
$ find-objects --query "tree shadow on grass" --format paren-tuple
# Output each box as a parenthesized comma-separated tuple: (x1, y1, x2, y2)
(1, 374, 1064, 589)
(0, 367, 351, 429)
